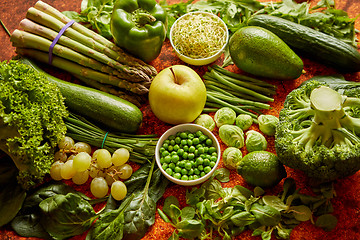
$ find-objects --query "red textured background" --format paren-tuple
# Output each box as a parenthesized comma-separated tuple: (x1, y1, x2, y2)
(1, 0, 360, 240)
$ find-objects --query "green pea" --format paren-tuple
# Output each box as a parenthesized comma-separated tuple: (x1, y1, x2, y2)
(189, 175, 194, 180)
(170, 139, 176, 146)
(183, 145, 189, 152)
(162, 163, 168, 170)
(198, 165, 204, 171)
(208, 147, 217, 154)
(212, 152, 218, 157)
(174, 166, 182, 173)
(164, 155, 171, 164)
(193, 175, 199, 180)
(209, 161, 216, 168)
(168, 135, 176, 140)
(171, 154, 180, 163)
(196, 157, 204, 166)
(187, 139, 193, 146)
(188, 133, 194, 139)
(181, 139, 188, 146)
(171, 151, 177, 155)
(198, 147, 205, 154)
(176, 148, 184, 156)
(189, 146, 196, 153)
(203, 147, 209, 153)
(181, 168, 188, 175)
(188, 153, 195, 160)
(203, 159, 210, 166)
(166, 168, 173, 175)
(173, 144, 180, 151)
(196, 130, 203, 137)
(204, 166, 212, 173)
(194, 149, 199, 157)
(164, 139, 170, 144)
(182, 152, 188, 159)
(194, 169, 200, 175)
(181, 175, 189, 181)
(162, 143, 169, 149)
(169, 162, 176, 169)
(185, 162, 192, 170)
(160, 157, 165, 164)
(179, 161, 186, 168)
(200, 172, 206, 177)
(159, 147, 166, 153)
(210, 155, 217, 162)
(180, 132, 188, 139)
(190, 161, 196, 167)
(192, 138, 199, 145)
(173, 172, 181, 179)
(168, 145, 174, 152)
(206, 138, 213, 146)
(175, 136, 181, 144)
(199, 135, 207, 142)
(161, 150, 170, 158)
(188, 168, 194, 175)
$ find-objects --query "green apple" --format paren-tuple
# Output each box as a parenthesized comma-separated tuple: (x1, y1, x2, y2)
(149, 65, 207, 125)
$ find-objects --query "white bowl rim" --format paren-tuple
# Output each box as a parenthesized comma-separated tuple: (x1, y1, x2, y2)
(169, 11, 229, 63)
(155, 123, 221, 186)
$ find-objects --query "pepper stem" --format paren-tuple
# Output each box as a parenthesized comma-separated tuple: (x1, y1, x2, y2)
(132, 9, 156, 27)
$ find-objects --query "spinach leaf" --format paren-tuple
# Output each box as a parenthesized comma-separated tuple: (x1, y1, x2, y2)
(0, 156, 26, 227)
(11, 181, 90, 239)
(250, 203, 281, 227)
(86, 194, 134, 240)
(122, 161, 169, 240)
(39, 193, 97, 240)
(176, 219, 204, 239)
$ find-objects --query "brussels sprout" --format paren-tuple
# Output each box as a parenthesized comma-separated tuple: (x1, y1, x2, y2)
(235, 114, 253, 130)
(222, 147, 243, 170)
(245, 130, 267, 152)
(219, 125, 244, 148)
(214, 107, 236, 127)
(258, 114, 279, 136)
(194, 114, 215, 131)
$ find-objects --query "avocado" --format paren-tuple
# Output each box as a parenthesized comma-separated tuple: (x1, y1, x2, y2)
(229, 26, 303, 80)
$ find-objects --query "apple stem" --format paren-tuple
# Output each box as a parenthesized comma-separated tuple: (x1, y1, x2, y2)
(170, 67, 179, 85)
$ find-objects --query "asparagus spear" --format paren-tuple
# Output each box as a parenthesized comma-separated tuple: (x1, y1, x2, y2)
(18, 19, 148, 83)
(33, 0, 157, 77)
(11, 29, 120, 76)
(16, 47, 149, 95)
(25, 7, 151, 83)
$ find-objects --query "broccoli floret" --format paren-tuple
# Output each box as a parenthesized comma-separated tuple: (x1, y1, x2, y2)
(275, 79, 360, 183)
(0, 60, 68, 189)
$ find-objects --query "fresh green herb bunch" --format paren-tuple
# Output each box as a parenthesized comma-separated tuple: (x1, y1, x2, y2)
(159, 130, 218, 181)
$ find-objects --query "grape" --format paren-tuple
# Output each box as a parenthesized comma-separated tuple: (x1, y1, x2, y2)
(105, 174, 115, 186)
(73, 152, 92, 172)
(74, 142, 92, 154)
(92, 149, 101, 159)
(50, 161, 64, 181)
(89, 163, 100, 178)
(72, 170, 89, 185)
(54, 151, 67, 162)
(58, 136, 75, 150)
(111, 148, 130, 166)
(117, 164, 133, 180)
(111, 181, 127, 201)
(67, 154, 76, 161)
(96, 149, 112, 169)
(60, 160, 77, 180)
(90, 177, 109, 198)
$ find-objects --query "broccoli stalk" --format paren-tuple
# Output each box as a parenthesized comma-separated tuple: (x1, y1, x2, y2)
(275, 80, 360, 183)
(0, 60, 68, 190)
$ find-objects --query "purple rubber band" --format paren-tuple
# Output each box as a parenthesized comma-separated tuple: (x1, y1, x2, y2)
(48, 20, 75, 64)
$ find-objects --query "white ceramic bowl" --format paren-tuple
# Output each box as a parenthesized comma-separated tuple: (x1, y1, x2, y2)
(155, 123, 221, 186)
(169, 11, 229, 66)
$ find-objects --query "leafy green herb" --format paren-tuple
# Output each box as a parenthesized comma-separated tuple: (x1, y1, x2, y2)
(63, 0, 114, 39)
(158, 171, 338, 240)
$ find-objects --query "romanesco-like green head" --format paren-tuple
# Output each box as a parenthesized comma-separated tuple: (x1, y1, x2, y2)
(275, 78, 360, 183)
(0, 60, 68, 190)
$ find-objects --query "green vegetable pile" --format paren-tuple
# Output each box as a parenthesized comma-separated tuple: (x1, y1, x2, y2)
(158, 175, 337, 240)
(0, 60, 68, 190)
(276, 76, 360, 182)
(10, 1, 157, 105)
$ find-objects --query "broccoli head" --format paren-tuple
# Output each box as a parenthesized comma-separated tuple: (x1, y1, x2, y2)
(275, 77, 360, 183)
(0, 60, 68, 189)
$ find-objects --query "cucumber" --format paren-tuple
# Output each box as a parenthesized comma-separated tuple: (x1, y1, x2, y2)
(248, 14, 360, 72)
(20, 58, 143, 133)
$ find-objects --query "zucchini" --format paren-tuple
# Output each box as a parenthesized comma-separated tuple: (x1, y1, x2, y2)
(248, 14, 360, 72)
(20, 58, 143, 133)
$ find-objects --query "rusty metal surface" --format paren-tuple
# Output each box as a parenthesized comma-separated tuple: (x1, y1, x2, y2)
(0, 0, 360, 240)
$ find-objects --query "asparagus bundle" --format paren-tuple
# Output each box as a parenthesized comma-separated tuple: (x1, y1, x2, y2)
(203, 65, 277, 120)
(10, 0, 157, 101)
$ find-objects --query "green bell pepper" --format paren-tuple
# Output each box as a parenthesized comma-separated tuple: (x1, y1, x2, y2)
(111, 0, 167, 62)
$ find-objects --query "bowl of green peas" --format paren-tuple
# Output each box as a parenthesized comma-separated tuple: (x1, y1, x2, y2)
(155, 123, 221, 186)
